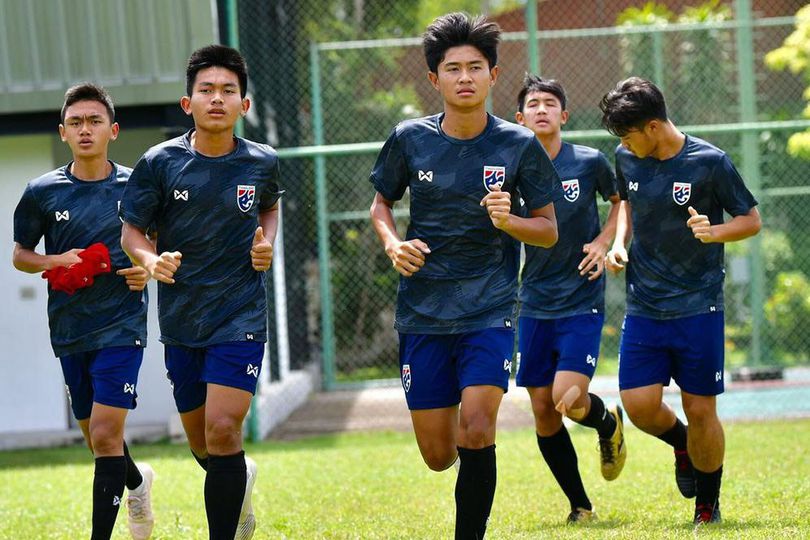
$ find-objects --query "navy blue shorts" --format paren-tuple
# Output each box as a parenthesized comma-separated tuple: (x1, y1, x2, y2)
(59, 346, 144, 420)
(398, 328, 514, 410)
(619, 312, 725, 395)
(164, 342, 265, 413)
(516, 313, 604, 388)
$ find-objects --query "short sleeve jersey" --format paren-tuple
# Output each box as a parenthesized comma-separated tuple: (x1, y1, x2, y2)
(616, 135, 758, 319)
(120, 131, 281, 347)
(520, 142, 618, 318)
(370, 113, 561, 334)
(13, 163, 147, 356)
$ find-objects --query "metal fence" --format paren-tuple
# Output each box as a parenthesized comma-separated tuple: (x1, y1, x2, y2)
(234, 0, 810, 400)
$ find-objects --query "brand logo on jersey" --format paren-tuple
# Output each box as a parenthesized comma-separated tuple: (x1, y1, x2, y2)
(672, 182, 692, 205)
(503, 358, 512, 372)
(134, 338, 142, 347)
(628, 181, 639, 192)
(483, 165, 505, 192)
(246, 333, 255, 341)
(123, 383, 135, 395)
(504, 318, 512, 329)
(401, 364, 411, 392)
(586, 354, 597, 367)
(562, 179, 580, 202)
(246, 364, 260, 378)
(418, 170, 433, 182)
(55, 210, 70, 222)
(173, 189, 189, 201)
(237, 185, 256, 212)
(112, 496, 121, 506)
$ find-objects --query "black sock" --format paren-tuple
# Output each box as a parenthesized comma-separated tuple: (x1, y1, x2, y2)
(192, 450, 209, 471)
(122, 442, 143, 491)
(657, 418, 688, 451)
(455, 445, 496, 540)
(204, 451, 247, 540)
(576, 394, 616, 439)
(91, 456, 127, 540)
(537, 428, 591, 511)
(695, 465, 723, 507)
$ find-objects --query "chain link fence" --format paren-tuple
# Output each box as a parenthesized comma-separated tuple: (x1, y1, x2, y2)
(233, 0, 810, 434)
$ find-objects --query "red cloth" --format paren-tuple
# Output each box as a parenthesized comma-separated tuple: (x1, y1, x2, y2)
(42, 243, 111, 294)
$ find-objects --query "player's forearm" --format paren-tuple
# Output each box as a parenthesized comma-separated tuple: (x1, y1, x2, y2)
(503, 214, 558, 248)
(12, 245, 60, 273)
(121, 222, 158, 268)
(594, 198, 621, 249)
(611, 200, 632, 249)
(370, 195, 403, 252)
(709, 208, 761, 243)
(259, 204, 280, 244)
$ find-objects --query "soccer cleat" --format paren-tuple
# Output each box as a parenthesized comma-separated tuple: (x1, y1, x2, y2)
(598, 404, 627, 481)
(693, 502, 721, 525)
(674, 449, 697, 498)
(234, 456, 258, 540)
(127, 462, 155, 540)
(566, 507, 597, 524)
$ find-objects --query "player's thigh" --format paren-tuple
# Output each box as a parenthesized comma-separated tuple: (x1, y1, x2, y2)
(89, 346, 144, 411)
(516, 317, 557, 389)
(671, 312, 725, 396)
(165, 344, 207, 413)
(555, 313, 604, 383)
(619, 383, 665, 421)
(398, 333, 460, 410)
(618, 315, 672, 391)
(410, 406, 459, 470)
(59, 351, 94, 421)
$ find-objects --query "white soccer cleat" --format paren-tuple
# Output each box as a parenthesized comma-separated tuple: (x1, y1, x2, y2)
(235, 456, 257, 540)
(127, 462, 155, 540)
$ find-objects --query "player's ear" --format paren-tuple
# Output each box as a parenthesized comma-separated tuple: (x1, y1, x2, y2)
(515, 111, 525, 125)
(489, 65, 499, 85)
(110, 122, 120, 140)
(58, 124, 67, 142)
(560, 110, 569, 126)
(180, 96, 192, 116)
(427, 71, 439, 90)
(241, 97, 251, 117)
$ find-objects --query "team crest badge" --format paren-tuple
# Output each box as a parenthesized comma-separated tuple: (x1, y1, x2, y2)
(562, 179, 580, 202)
(483, 165, 505, 192)
(401, 364, 411, 392)
(672, 182, 691, 205)
(237, 185, 256, 212)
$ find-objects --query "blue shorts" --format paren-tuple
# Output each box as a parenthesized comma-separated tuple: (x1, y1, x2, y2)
(59, 346, 144, 421)
(619, 312, 725, 395)
(516, 314, 604, 388)
(398, 328, 514, 410)
(165, 342, 265, 413)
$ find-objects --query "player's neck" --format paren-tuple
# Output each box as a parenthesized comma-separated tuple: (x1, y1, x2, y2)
(441, 106, 488, 140)
(651, 122, 686, 161)
(538, 133, 562, 160)
(190, 129, 237, 157)
(70, 156, 112, 181)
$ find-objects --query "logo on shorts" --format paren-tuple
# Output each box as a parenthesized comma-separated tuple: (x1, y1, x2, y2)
(562, 179, 580, 202)
(401, 364, 411, 392)
(503, 359, 512, 372)
(112, 496, 121, 506)
(246, 364, 259, 378)
(586, 354, 597, 367)
(123, 383, 135, 395)
(672, 182, 692, 205)
(237, 185, 256, 212)
(483, 165, 505, 192)
(715, 371, 722, 382)
(628, 181, 639, 192)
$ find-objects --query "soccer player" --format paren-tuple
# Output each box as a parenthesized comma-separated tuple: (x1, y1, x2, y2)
(120, 45, 281, 540)
(514, 76, 625, 523)
(369, 13, 560, 539)
(601, 77, 761, 524)
(12, 83, 154, 540)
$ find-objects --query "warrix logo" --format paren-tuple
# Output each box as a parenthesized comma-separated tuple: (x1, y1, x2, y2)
(628, 181, 639, 192)
(123, 383, 135, 395)
(503, 359, 512, 372)
(246, 364, 259, 378)
(112, 496, 121, 506)
(418, 170, 433, 182)
(55, 210, 70, 221)
(715, 371, 723, 382)
(173, 189, 189, 201)
(586, 354, 597, 367)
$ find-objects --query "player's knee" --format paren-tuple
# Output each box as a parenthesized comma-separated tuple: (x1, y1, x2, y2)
(422, 447, 457, 471)
(459, 414, 495, 448)
(532, 403, 562, 435)
(205, 416, 242, 450)
(621, 399, 656, 429)
(89, 422, 123, 455)
(682, 399, 718, 425)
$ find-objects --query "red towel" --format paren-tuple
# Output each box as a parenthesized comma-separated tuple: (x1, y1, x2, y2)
(42, 243, 111, 294)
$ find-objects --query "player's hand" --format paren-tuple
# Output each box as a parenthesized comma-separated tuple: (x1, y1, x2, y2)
(578, 240, 609, 281)
(687, 206, 714, 243)
(146, 251, 182, 284)
(116, 265, 150, 291)
(386, 239, 431, 277)
(51, 248, 84, 269)
(480, 185, 512, 230)
(251, 226, 273, 271)
(605, 245, 628, 275)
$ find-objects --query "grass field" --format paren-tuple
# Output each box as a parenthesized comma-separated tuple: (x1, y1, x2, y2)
(1, 419, 808, 539)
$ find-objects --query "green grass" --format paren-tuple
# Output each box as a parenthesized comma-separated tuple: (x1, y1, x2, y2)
(2, 420, 809, 539)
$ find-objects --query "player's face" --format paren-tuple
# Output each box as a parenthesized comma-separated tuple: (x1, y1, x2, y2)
(516, 91, 568, 137)
(620, 124, 657, 158)
(428, 45, 498, 111)
(181, 66, 249, 135)
(59, 100, 118, 159)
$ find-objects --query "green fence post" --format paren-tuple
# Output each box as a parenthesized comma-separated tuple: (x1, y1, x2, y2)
(310, 43, 337, 390)
(735, 0, 765, 365)
(526, 0, 539, 74)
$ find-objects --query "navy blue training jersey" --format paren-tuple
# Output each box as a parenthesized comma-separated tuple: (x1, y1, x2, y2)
(13, 162, 147, 356)
(120, 131, 281, 347)
(370, 113, 562, 334)
(520, 142, 618, 318)
(616, 135, 757, 319)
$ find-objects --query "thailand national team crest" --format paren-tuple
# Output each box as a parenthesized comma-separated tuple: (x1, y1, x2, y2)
(401, 364, 411, 393)
(672, 182, 692, 205)
(483, 165, 505, 192)
(237, 184, 256, 212)
(562, 179, 580, 202)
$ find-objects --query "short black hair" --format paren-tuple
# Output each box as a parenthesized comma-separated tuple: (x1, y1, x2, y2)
(517, 74, 567, 112)
(61, 83, 115, 123)
(423, 12, 501, 73)
(600, 77, 668, 137)
(186, 44, 248, 98)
